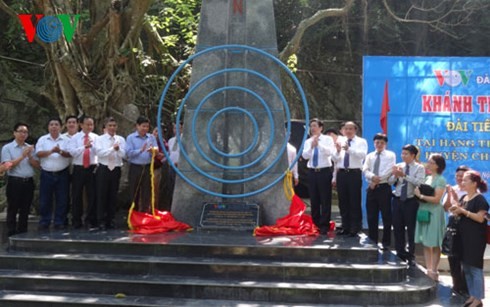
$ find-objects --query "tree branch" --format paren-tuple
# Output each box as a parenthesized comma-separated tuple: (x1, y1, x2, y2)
(119, 0, 153, 52)
(381, 0, 475, 39)
(279, 0, 355, 62)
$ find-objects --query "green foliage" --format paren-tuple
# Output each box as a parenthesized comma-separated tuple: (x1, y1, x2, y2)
(139, 0, 200, 123)
(149, 0, 199, 58)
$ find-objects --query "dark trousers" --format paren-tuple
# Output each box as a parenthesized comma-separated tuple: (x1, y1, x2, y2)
(336, 169, 362, 234)
(392, 197, 419, 261)
(449, 255, 468, 294)
(366, 183, 392, 246)
(39, 169, 69, 226)
(307, 167, 333, 233)
(447, 216, 468, 294)
(71, 165, 96, 227)
(128, 163, 151, 212)
(6, 177, 34, 236)
(96, 165, 121, 227)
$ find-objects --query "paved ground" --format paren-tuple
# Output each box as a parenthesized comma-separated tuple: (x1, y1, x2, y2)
(1, 207, 489, 306)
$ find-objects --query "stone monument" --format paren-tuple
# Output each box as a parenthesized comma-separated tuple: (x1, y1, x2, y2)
(165, 0, 303, 228)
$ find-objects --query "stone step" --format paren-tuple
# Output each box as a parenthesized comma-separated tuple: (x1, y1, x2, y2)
(8, 230, 379, 263)
(0, 252, 407, 283)
(0, 269, 435, 305)
(0, 290, 320, 307)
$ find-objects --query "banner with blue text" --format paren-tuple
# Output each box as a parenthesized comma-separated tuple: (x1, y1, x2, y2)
(363, 56, 490, 186)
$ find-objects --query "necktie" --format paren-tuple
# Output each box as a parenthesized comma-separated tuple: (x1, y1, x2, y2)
(343, 139, 352, 168)
(373, 152, 381, 176)
(108, 137, 116, 171)
(312, 147, 319, 167)
(83, 133, 90, 168)
(400, 164, 410, 201)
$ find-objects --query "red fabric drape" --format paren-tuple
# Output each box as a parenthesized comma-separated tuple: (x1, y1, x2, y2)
(129, 209, 192, 234)
(254, 195, 319, 236)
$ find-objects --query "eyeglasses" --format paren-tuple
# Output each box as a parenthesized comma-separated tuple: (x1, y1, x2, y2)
(15, 130, 28, 134)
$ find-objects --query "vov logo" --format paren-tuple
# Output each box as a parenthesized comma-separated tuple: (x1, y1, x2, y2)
(434, 70, 472, 87)
(18, 14, 80, 43)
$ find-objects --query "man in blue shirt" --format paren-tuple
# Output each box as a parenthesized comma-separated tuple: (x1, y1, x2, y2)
(126, 116, 162, 212)
(1, 123, 40, 236)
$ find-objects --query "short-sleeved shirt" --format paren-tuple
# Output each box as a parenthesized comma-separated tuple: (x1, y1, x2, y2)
(459, 194, 489, 268)
(1, 140, 35, 178)
(36, 133, 71, 172)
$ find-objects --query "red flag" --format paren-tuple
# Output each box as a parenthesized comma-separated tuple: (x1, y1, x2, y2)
(380, 80, 390, 134)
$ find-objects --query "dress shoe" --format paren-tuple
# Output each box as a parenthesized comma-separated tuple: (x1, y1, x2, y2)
(336, 229, 348, 235)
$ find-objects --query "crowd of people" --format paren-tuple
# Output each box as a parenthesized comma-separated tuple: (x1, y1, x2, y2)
(0, 115, 180, 235)
(1, 115, 488, 306)
(299, 118, 488, 307)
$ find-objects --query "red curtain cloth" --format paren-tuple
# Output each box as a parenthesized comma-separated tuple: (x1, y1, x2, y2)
(129, 209, 192, 234)
(254, 195, 320, 236)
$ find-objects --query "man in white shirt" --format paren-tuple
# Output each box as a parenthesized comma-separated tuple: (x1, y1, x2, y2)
(301, 118, 335, 234)
(388, 144, 425, 265)
(166, 122, 182, 208)
(167, 122, 181, 167)
(287, 142, 299, 186)
(362, 133, 396, 249)
(1, 122, 40, 236)
(36, 117, 72, 230)
(94, 117, 126, 230)
(67, 116, 99, 229)
(61, 115, 79, 227)
(333, 121, 368, 237)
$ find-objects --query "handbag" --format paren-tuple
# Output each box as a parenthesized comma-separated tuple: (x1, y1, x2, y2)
(442, 226, 457, 256)
(442, 217, 461, 256)
(418, 183, 435, 196)
(416, 209, 430, 223)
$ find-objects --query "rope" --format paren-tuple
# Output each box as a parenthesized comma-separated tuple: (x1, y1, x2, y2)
(283, 170, 294, 201)
(127, 148, 158, 229)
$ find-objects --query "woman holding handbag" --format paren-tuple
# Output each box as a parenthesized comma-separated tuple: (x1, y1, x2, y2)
(413, 153, 447, 281)
(449, 170, 488, 307)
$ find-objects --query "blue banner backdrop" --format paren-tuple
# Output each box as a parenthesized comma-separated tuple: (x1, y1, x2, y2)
(363, 56, 490, 200)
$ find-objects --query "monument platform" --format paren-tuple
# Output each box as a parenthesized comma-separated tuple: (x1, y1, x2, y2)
(0, 228, 469, 306)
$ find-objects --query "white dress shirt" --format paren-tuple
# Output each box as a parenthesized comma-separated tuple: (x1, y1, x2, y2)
(362, 149, 396, 184)
(67, 131, 99, 166)
(301, 134, 335, 168)
(287, 143, 299, 179)
(333, 135, 368, 170)
(388, 161, 425, 198)
(94, 133, 126, 168)
(36, 134, 71, 172)
(167, 136, 180, 165)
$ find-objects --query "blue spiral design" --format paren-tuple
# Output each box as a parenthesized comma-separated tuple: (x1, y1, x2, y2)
(157, 44, 309, 198)
(36, 16, 63, 43)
